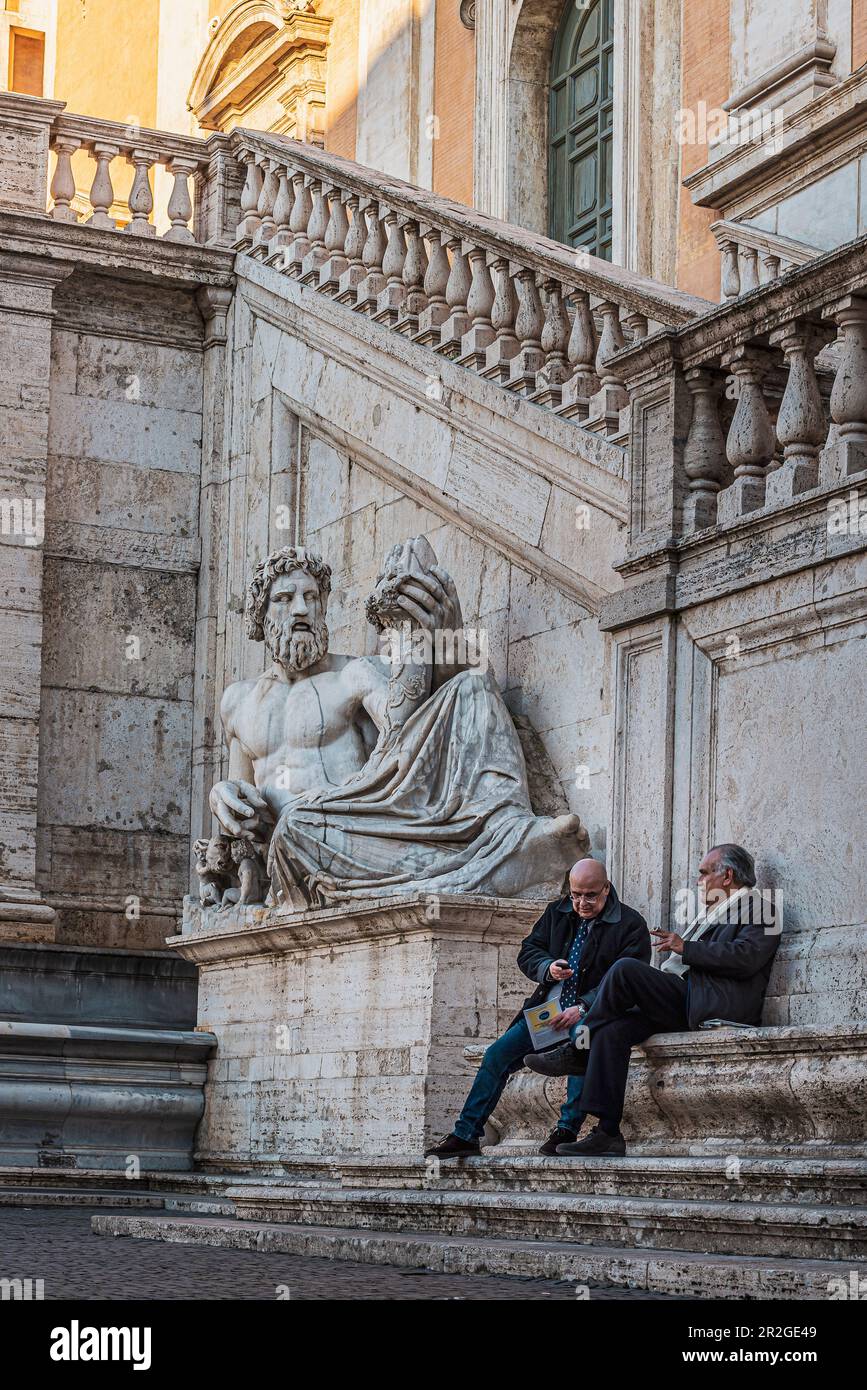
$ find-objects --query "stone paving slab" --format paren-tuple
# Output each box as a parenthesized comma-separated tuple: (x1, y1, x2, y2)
(0, 1206, 683, 1300)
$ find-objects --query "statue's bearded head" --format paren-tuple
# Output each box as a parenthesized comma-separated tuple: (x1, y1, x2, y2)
(246, 546, 332, 674)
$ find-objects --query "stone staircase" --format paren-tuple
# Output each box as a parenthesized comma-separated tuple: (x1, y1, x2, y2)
(12, 1153, 862, 1298)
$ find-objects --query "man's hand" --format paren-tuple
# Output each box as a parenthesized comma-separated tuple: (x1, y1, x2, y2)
(553, 1005, 585, 1032)
(548, 959, 574, 982)
(652, 930, 685, 954)
(209, 779, 272, 838)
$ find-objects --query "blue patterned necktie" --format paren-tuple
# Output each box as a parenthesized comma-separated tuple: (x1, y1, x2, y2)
(559, 918, 591, 1010)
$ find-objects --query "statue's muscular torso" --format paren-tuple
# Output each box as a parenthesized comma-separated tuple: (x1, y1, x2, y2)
(221, 653, 387, 813)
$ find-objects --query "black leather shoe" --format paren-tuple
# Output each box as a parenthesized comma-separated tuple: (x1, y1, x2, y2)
(424, 1133, 482, 1159)
(523, 1042, 589, 1077)
(555, 1125, 626, 1157)
(538, 1126, 577, 1155)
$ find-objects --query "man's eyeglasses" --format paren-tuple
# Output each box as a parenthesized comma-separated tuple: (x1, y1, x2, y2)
(570, 888, 607, 901)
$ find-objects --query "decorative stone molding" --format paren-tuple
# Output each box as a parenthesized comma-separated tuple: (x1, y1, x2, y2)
(686, 64, 867, 222)
(187, 0, 331, 141)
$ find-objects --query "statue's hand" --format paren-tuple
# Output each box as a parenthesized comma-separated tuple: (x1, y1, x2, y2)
(209, 780, 272, 838)
(393, 563, 463, 636)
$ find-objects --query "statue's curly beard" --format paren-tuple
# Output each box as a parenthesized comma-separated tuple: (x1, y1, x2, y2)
(264, 613, 329, 673)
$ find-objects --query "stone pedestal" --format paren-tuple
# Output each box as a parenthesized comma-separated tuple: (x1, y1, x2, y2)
(169, 894, 543, 1166)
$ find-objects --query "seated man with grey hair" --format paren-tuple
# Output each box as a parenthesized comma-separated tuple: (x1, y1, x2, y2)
(525, 844, 780, 1157)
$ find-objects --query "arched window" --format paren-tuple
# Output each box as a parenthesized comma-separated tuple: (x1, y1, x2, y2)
(548, 0, 614, 258)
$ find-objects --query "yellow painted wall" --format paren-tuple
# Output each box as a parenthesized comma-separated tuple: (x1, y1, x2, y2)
(54, 0, 161, 127)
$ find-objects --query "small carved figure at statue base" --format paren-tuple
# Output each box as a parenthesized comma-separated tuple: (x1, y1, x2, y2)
(193, 835, 236, 908)
(226, 837, 268, 907)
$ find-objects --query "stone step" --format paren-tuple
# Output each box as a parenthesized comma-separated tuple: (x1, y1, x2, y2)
(0, 1185, 234, 1215)
(222, 1183, 867, 1261)
(92, 1212, 864, 1300)
(222, 1154, 867, 1206)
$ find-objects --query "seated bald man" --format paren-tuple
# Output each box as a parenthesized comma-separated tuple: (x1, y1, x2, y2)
(426, 858, 651, 1159)
(524, 844, 780, 1157)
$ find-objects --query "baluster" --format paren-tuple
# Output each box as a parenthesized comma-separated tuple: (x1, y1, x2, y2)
(396, 218, 428, 335)
(163, 158, 197, 243)
(269, 165, 294, 251)
(50, 137, 80, 223)
(335, 193, 367, 303)
(283, 172, 312, 276)
(623, 311, 648, 343)
(766, 321, 829, 502)
(762, 252, 781, 283)
(318, 186, 350, 294)
(125, 150, 155, 236)
(532, 279, 570, 404)
(587, 300, 628, 430)
(414, 227, 450, 345)
(355, 202, 387, 314)
(559, 288, 598, 417)
(828, 295, 867, 477)
(373, 209, 407, 325)
(437, 236, 471, 357)
(458, 247, 495, 369)
(300, 177, 329, 282)
(86, 142, 119, 230)
(683, 368, 729, 532)
(720, 240, 740, 300)
(507, 268, 544, 393)
(482, 256, 519, 382)
(739, 246, 759, 293)
(718, 345, 776, 519)
(234, 153, 262, 244)
(252, 159, 278, 251)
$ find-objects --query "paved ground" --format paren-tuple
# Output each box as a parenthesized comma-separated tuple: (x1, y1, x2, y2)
(1, 1206, 685, 1300)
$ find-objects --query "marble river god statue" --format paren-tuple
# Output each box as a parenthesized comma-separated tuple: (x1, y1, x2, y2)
(207, 539, 589, 909)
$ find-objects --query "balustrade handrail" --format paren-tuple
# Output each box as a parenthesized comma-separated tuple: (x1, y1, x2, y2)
(231, 128, 711, 329)
(617, 232, 867, 369)
(711, 218, 823, 301)
(608, 230, 867, 539)
(52, 112, 211, 168)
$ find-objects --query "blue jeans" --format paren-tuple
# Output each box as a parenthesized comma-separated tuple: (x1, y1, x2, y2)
(453, 1018, 585, 1142)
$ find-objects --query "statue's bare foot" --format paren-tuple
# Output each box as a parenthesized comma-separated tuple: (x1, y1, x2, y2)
(484, 813, 590, 898)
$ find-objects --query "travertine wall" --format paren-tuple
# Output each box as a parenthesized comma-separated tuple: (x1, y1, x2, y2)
(38, 269, 204, 948)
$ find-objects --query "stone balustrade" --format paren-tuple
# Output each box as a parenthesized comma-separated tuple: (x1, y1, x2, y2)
(3, 93, 708, 439)
(47, 112, 212, 242)
(228, 129, 708, 437)
(711, 219, 821, 301)
(610, 234, 867, 545)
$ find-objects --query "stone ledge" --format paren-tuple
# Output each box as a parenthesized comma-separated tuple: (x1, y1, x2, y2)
(0, 1020, 216, 1062)
(172, 892, 543, 960)
(488, 1023, 867, 1156)
(0, 1023, 217, 1171)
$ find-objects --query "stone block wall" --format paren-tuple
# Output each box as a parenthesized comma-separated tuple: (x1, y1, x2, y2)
(36, 270, 204, 948)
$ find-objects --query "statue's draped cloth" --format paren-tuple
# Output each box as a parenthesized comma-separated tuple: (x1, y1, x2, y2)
(268, 670, 539, 906)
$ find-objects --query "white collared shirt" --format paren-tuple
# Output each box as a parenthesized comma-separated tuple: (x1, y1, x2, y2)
(660, 886, 750, 977)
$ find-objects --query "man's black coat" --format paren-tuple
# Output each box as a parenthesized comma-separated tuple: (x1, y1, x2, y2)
(679, 889, 781, 1027)
(509, 884, 650, 1028)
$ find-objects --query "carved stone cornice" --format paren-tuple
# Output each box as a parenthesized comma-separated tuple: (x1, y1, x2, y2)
(188, 0, 331, 139)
